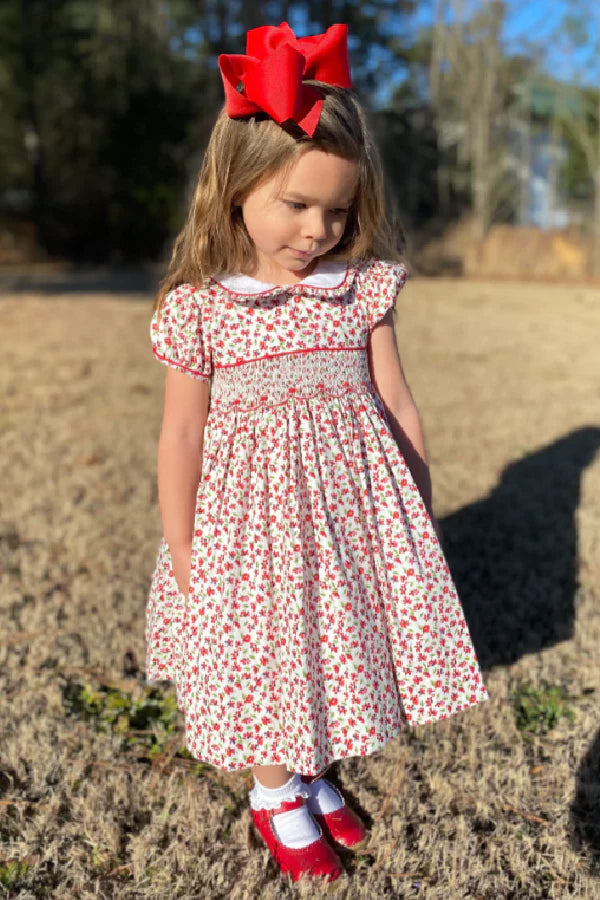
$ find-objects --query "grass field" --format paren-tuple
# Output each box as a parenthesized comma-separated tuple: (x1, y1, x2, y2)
(1, 275, 599, 898)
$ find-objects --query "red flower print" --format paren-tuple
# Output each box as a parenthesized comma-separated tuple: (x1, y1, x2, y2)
(146, 260, 488, 773)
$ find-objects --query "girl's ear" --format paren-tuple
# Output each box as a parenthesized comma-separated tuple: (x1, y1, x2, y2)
(232, 198, 246, 221)
(231, 188, 246, 209)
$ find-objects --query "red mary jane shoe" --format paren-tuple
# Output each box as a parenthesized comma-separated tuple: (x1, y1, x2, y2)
(250, 796, 342, 883)
(301, 775, 368, 849)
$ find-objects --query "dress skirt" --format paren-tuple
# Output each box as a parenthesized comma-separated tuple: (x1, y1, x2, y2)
(145, 261, 488, 774)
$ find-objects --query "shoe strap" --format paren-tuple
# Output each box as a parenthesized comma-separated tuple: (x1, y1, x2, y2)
(265, 795, 325, 846)
(265, 795, 306, 818)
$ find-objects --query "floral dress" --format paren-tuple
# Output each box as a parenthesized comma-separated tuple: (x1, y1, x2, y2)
(145, 257, 488, 775)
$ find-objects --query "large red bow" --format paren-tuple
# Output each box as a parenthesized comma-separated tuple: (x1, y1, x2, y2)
(218, 22, 352, 137)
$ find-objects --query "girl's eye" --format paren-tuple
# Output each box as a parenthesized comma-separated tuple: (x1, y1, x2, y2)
(284, 201, 348, 214)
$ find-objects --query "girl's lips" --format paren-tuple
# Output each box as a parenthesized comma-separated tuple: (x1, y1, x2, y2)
(288, 247, 314, 259)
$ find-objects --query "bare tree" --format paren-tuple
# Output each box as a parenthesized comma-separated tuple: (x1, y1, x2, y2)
(555, 2, 600, 273)
(470, 1, 504, 238)
(429, 0, 451, 218)
(428, 0, 508, 237)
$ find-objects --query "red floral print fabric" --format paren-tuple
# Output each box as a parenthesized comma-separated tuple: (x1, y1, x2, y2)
(145, 257, 488, 775)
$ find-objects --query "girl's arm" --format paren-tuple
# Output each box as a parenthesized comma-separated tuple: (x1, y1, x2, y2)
(367, 306, 434, 517)
(157, 368, 211, 597)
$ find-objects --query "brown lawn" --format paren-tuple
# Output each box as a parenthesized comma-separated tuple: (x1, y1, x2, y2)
(1, 275, 599, 898)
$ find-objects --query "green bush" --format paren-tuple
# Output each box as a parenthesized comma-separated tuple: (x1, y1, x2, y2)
(0, 860, 30, 887)
(511, 681, 575, 734)
(61, 678, 182, 757)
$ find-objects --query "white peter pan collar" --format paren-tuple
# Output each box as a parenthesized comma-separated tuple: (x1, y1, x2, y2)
(215, 259, 349, 295)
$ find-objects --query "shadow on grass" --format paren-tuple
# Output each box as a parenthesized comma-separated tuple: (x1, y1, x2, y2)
(570, 728, 600, 870)
(439, 425, 600, 669)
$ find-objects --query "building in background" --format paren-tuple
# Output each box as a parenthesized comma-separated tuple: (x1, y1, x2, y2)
(510, 76, 586, 230)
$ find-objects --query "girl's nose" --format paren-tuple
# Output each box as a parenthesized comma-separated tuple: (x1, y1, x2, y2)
(303, 209, 327, 241)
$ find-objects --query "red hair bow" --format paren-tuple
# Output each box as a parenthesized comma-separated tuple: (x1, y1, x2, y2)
(218, 22, 352, 137)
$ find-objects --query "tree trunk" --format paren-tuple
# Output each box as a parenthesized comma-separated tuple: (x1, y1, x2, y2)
(20, 0, 46, 227)
(470, 1, 503, 240)
(594, 80, 600, 276)
(471, 101, 490, 240)
(429, 0, 454, 218)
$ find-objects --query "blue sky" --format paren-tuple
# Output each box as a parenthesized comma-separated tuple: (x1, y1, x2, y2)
(505, 0, 598, 80)
(199, 2, 599, 98)
(357, 0, 600, 107)
(412, 0, 599, 84)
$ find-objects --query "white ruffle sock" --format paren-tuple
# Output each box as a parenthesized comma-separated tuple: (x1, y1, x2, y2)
(249, 772, 320, 849)
(303, 777, 345, 815)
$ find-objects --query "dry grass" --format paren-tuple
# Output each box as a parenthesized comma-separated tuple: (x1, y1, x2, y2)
(1, 275, 599, 899)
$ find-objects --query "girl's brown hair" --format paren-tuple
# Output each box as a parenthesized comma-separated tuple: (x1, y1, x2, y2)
(154, 83, 402, 312)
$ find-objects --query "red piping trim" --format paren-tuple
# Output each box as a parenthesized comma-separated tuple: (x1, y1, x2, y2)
(210, 264, 353, 297)
(214, 344, 368, 370)
(152, 347, 210, 378)
(154, 343, 368, 374)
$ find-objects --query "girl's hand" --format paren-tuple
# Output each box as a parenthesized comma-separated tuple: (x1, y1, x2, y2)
(170, 542, 193, 599)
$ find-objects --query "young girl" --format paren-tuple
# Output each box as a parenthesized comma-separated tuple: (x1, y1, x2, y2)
(146, 22, 488, 883)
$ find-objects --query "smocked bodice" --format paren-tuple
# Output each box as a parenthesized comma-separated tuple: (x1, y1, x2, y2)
(150, 257, 408, 413)
(210, 346, 373, 413)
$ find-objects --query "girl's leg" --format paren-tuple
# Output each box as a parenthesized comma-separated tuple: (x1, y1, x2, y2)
(249, 763, 329, 858)
(248, 764, 342, 881)
(252, 763, 292, 788)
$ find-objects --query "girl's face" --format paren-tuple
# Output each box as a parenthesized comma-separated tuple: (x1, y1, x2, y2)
(241, 149, 358, 284)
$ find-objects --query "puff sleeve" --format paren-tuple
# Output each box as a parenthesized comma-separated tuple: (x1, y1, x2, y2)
(356, 259, 408, 331)
(150, 283, 212, 380)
